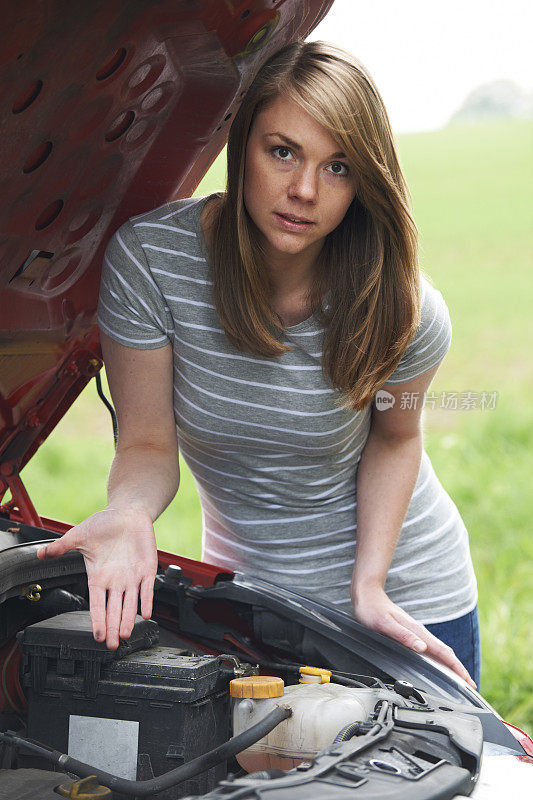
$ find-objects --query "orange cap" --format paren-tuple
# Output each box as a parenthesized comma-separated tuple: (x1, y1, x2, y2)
(230, 676, 284, 698)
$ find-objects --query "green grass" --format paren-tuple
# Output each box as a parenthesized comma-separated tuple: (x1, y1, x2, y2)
(21, 119, 533, 731)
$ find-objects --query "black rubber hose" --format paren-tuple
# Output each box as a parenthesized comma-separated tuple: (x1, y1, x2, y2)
(95, 372, 118, 447)
(257, 660, 300, 674)
(332, 700, 391, 745)
(255, 661, 369, 690)
(1, 706, 291, 797)
(332, 722, 362, 743)
(330, 673, 368, 689)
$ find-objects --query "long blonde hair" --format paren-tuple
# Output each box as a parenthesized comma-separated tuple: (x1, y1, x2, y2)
(207, 40, 421, 411)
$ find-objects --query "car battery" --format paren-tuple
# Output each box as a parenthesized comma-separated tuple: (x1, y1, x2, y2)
(18, 611, 232, 799)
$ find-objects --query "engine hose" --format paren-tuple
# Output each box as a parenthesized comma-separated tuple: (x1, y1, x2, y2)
(0, 705, 291, 797)
(330, 673, 368, 689)
(333, 700, 391, 744)
(332, 722, 362, 743)
(255, 661, 369, 690)
(256, 660, 300, 674)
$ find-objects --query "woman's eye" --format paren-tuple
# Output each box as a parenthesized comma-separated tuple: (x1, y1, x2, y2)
(272, 146, 292, 161)
(328, 162, 349, 177)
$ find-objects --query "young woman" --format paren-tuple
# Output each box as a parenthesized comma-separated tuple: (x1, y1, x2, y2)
(37, 41, 479, 688)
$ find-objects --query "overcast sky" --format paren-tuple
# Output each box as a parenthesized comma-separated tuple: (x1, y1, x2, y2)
(309, 0, 533, 132)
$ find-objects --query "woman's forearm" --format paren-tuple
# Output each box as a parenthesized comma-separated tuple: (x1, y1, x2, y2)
(349, 424, 476, 687)
(352, 425, 422, 599)
(107, 442, 180, 522)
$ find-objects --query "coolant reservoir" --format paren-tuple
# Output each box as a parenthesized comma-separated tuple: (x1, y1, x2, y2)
(230, 671, 376, 772)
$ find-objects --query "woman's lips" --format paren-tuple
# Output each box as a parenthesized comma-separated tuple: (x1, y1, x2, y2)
(274, 212, 314, 231)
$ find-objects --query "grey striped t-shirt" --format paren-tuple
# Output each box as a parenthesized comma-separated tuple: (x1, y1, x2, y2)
(97, 195, 477, 624)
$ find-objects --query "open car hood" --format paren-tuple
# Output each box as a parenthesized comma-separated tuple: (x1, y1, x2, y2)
(0, 0, 333, 523)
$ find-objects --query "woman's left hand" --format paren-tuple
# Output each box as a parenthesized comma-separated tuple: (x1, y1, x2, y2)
(351, 585, 477, 689)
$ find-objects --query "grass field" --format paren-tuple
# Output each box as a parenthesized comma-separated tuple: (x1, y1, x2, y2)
(21, 119, 533, 731)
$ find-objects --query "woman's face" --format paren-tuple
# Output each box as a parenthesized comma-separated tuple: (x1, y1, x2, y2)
(243, 94, 357, 268)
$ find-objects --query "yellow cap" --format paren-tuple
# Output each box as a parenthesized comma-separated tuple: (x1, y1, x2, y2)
(230, 676, 284, 698)
(56, 776, 112, 799)
(299, 666, 332, 684)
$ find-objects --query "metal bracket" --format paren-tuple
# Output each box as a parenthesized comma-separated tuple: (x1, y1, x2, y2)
(0, 462, 42, 527)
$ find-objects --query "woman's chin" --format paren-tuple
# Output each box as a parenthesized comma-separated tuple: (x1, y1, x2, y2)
(261, 232, 321, 261)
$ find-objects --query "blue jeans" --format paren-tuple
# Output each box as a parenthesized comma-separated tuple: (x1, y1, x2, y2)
(425, 606, 481, 689)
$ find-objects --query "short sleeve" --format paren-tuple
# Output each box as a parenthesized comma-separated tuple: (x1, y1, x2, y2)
(97, 219, 172, 349)
(385, 278, 452, 384)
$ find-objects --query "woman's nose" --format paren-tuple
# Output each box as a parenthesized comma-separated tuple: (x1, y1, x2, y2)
(288, 165, 318, 202)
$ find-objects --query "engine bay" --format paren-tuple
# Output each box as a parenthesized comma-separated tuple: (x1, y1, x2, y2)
(1, 517, 529, 799)
(2, 605, 483, 800)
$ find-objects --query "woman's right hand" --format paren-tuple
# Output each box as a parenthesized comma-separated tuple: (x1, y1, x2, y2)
(36, 506, 158, 650)
(37, 334, 179, 649)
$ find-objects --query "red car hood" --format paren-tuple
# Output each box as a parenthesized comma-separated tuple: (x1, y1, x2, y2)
(0, 0, 334, 524)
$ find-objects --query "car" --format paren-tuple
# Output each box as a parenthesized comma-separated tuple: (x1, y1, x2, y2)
(1, 2, 532, 798)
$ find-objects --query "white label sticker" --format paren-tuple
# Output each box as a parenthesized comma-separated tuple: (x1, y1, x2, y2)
(68, 715, 139, 780)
